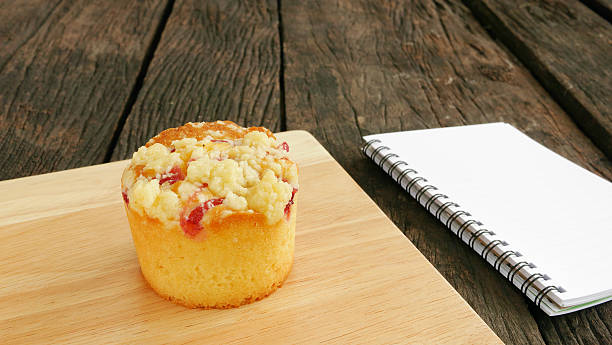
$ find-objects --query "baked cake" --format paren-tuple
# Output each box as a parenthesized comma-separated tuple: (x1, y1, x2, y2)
(120, 121, 298, 308)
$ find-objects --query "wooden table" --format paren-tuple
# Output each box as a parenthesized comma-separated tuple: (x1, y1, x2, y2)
(1, 0, 610, 344)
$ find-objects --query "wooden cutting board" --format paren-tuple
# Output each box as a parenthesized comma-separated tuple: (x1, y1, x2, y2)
(0, 131, 501, 344)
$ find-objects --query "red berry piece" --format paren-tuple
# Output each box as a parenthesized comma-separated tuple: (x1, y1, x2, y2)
(181, 205, 204, 237)
(211, 139, 230, 143)
(180, 198, 225, 237)
(122, 191, 129, 205)
(203, 198, 225, 211)
(284, 188, 298, 219)
(280, 141, 289, 152)
(159, 166, 185, 185)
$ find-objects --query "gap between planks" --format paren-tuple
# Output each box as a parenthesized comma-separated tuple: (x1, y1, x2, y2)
(103, 0, 177, 163)
(277, 0, 288, 132)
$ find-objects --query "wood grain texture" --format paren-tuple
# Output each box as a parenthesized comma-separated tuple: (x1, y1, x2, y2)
(0, 0, 61, 70)
(530, 304, 612, 345)
(111, 0, 281, 161)
(0, 131, 501, 344)
(281, 0, 612, 344)
(0, 0, 169, 181)
(580, 0, 612, 22)
(464, 0, 612, 159)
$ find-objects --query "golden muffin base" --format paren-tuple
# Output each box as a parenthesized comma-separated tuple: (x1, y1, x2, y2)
(125, 203, 296, 308)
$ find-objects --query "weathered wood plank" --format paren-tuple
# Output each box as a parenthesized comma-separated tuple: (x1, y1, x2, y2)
(0, 0, 61, 71)
(0, 0, 169, 181)
(581, 0, 612, 22)
(282, 0, 612, 344)
(463, 0, 612, 159)
(111, 0, 281, 160)
(530, 304, 612, 345)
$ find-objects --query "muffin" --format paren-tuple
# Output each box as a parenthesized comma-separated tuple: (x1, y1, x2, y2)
(120, 121, 298, 308)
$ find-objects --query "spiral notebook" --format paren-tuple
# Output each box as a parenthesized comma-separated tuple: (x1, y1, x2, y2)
(363, 123, 612, 316)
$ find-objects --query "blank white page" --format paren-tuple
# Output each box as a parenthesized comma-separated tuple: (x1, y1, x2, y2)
(366, 123, 612, 304)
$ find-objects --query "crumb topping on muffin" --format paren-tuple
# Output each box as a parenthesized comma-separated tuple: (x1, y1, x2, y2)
(121, 121, 298, 235)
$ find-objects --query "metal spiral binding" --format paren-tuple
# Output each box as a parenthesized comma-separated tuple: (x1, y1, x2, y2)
(535, 286, 561, 308)
(415, 185, 437, 204)
(397, 168, 418, 188)
(446, 210, 471, 230)
(435, 201, 459, 220)
(361, 139, 381, 154)
(456, 220, 482, 241)
(481, 240, 506, 261)
(371, 145, 390, 163)
(379, 153, 399, 173)
(362, 138, 564, 309)
(403, 177, 425, 196)
(508, 261, 535, 283)
(424, 193, 447, 212)
(521, 273, 547, 294)
(494, 250, 520, 271)
(387, 160, 408, 175)
(468, 229, 495, 249)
